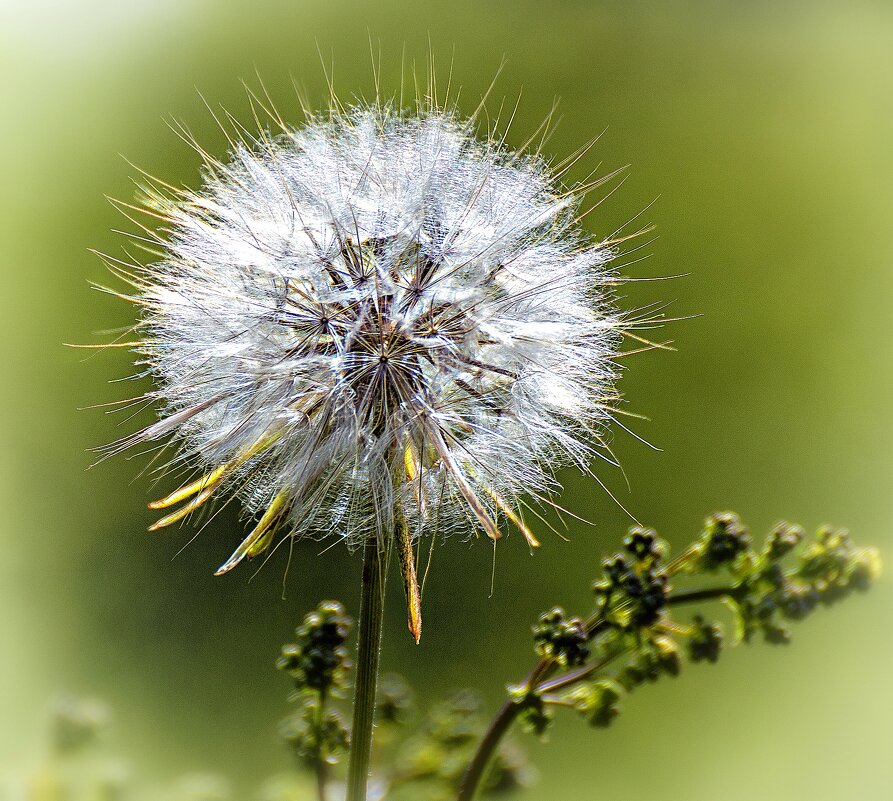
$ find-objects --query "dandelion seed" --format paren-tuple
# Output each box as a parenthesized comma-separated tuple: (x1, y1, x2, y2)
(100, 96, 628, 640)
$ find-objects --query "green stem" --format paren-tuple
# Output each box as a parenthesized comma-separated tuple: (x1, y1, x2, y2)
(315, 688, 329, 801)
(345, 540, 388, 801)
(316, 756, 328, 801)
(667, 585, 741, 606)
(536, 651, 624, 696)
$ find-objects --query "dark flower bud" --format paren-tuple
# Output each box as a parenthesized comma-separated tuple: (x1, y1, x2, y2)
(699, 512, 752, 570)
(516, 694, 553, 739)
(533, 607, 590, 666)
(276, 601, 353, 695)
(778, 583, 820, 621)
(766, 522, 804, 560)
(688, 615, 723, 663)
(653, 635, 682, 677)
(763, 622, 791, 645)
(629, 570, 669, 627)
(623, 527, 668, 565)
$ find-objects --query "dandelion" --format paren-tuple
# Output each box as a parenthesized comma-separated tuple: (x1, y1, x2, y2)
(93, 85, 640, 801)
(98, 95, 628, 628)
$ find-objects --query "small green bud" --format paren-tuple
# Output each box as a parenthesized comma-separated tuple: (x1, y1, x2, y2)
(516, 694, 553, 739)
(532, 607, 590, 666)
(850, 547, 882, 591)
(572, 681, 624, 728)
(760, 562, 787, 590)
(617, 637, 680, 691)
(623, 527, 669, 566)
(765, 521, 804, 560)
(653, 634, 682, 677)
(279, 704, 349, 768)
(688, 615, 723, 663)
(699, 512, 752, 571)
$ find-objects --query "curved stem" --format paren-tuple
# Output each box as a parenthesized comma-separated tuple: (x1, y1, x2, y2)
(456, 697, 521, 801)
(455, 649, 559, 801)
(536, 651, 624, 696)
(345, 541, 388, 801)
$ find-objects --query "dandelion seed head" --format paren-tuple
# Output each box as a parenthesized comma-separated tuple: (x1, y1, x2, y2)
(109, 99, 626, 579)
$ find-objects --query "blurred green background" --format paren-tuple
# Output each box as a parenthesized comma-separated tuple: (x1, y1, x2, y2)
(2, 0, 892, 798)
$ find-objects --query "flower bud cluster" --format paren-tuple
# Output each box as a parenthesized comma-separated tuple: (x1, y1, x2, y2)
(532, 607, 590, 667)
(277, 601, 352, 696)
(592, 527, 671, 630)
(276, 602, 353, 771)
(728, 521, 881, 645)
(516, 513, 879, 734)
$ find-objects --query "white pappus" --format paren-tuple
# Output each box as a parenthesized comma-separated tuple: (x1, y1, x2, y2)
(97, 96, 641, 640)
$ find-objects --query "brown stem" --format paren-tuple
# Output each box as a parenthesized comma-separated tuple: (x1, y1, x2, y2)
(455, 697, 521, 801)
(535, 651, 624, 696)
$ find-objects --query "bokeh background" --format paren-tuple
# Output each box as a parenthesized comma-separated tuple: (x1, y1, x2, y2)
(2, 0, 892, 798)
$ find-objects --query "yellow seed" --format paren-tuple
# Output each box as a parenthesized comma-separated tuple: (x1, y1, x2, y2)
(404, 443, 419, 480)
(214, 491, 289, 575)
(148, 430, 282, 510)
(148, 464, 229, 510)
(396, 510, 422, 643)
(147, 486, 216, 531)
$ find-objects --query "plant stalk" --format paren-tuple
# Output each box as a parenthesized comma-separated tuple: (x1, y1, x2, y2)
(315, 688, 329, 801)
(456, 696, 520, 801)
(345, 540, 388, 801)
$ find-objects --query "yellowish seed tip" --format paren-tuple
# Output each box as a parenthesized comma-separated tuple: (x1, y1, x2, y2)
(486, 487, 537, 547)
(148, 465, 227, 509)
(396, 508, 423, 643)
(214, 491, 289, 575)
(149, 432, 281, 511)
(409, 614, 422, 644)
(404, 444, 418, 481)
(148, 486, 216, 530)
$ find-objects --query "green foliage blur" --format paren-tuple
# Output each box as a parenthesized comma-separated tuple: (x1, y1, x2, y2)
(2, 1, 891, 798)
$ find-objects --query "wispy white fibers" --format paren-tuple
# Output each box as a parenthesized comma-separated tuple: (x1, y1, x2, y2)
(99, 97, 629, 628)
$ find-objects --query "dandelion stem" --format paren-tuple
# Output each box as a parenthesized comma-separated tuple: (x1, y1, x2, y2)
(346, 538, 389, 801)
